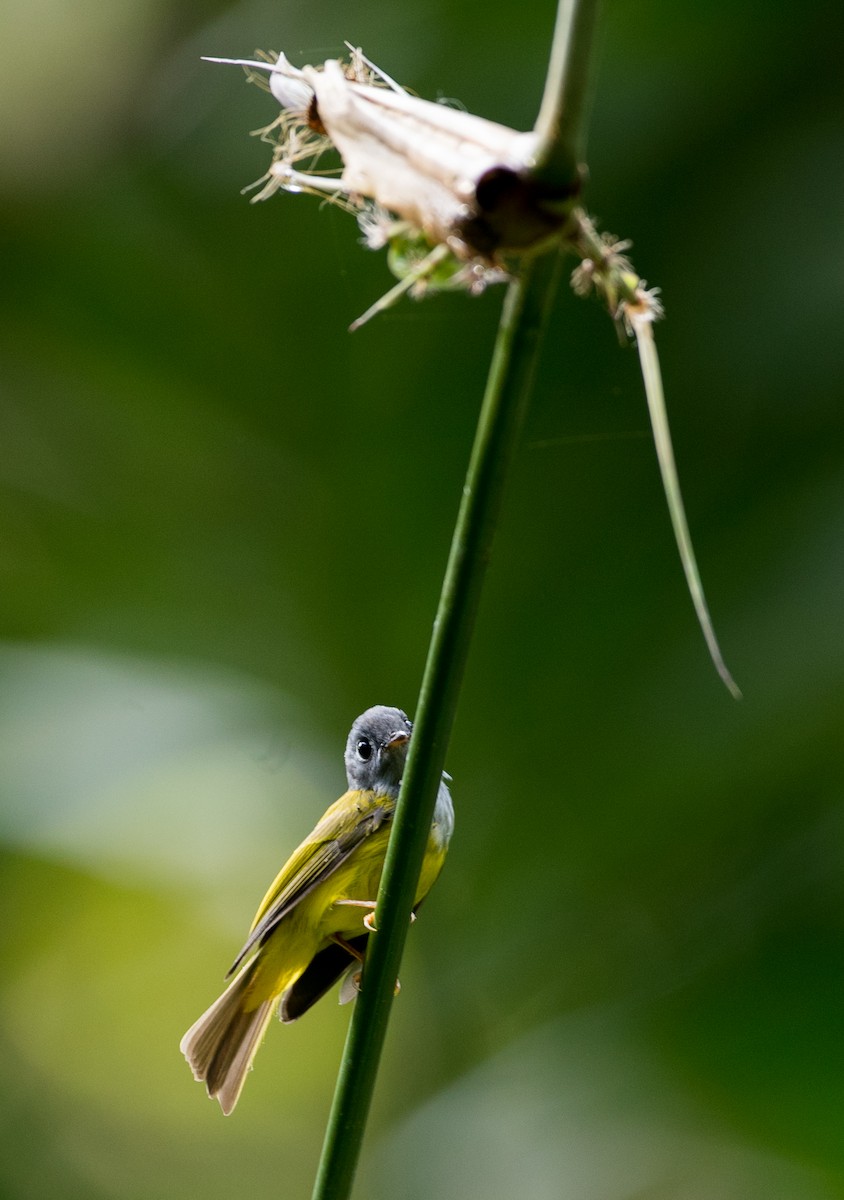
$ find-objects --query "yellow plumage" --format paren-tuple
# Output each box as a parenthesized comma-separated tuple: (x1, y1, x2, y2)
(180, 706, 453, 1114)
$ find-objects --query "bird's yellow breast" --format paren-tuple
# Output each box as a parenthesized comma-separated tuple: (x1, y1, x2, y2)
(244, 792, 448, 1008)
(315, 817, 448, 940)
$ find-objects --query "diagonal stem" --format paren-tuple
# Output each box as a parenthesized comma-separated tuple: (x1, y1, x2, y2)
(634, 320, 742, 698)
(311, 3, 598, 1196)
(532, 0, 600, 188)
(311, 251, 563, 1200)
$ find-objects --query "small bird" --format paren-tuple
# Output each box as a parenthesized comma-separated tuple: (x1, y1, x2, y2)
(180, 705, 454, 1114)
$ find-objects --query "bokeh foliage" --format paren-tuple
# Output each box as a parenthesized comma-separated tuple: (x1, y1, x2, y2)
(1, 1, 843, 1197)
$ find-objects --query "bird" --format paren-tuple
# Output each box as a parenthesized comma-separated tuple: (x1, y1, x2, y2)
(180, 704, 454, 1114)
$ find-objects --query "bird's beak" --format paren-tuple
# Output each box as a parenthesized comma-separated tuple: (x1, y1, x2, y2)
(384, 731, 410, 750)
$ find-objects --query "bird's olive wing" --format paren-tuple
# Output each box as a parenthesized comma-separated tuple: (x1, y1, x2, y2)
(226, 790, 392, 977)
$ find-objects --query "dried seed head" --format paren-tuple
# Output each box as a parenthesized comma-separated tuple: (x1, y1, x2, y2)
(208, 47, 564, 319)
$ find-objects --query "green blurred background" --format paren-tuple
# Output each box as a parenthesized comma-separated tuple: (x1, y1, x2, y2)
(1, 1, 842, 1196)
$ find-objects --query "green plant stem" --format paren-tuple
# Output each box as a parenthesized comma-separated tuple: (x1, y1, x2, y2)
(311, 251, 564, 1200)
(634, 321, 742, 699)
(570, 211, 740, 698)
(311, 3, 597, 1196)
(533, 0, 600, 187)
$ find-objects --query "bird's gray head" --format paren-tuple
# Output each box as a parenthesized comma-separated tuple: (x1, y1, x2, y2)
(344, 705, 413, 795)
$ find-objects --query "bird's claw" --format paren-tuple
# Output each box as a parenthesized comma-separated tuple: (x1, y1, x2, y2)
(362, 909, 416, 933)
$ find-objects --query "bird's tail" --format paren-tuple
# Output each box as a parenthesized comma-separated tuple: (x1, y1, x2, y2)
(180, 960, 277, 1115)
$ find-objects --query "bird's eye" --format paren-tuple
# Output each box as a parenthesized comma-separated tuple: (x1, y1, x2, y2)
(356, 738, 373, 761)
